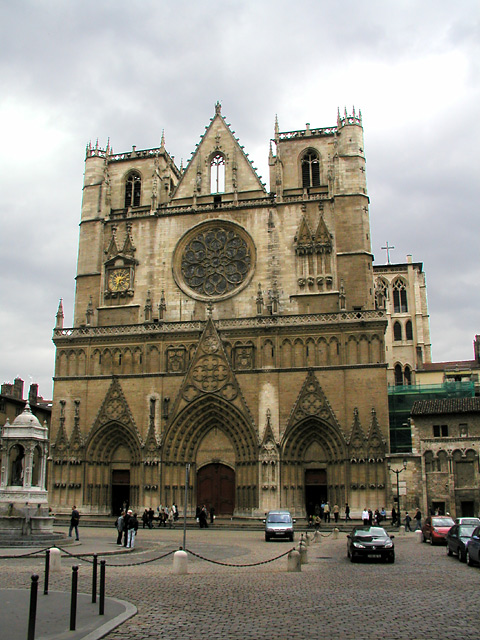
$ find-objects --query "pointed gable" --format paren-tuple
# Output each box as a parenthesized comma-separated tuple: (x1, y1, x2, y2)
(367, 407, 386, 460)
(89, 378, 142, 444)
(314, 215, 333, 251)
(294, 216, 314, 254)
(172, 102, 266, 200)
(347, 407, 367, 462)
(286, 370, 340, 429)
(169, 317, 255, 426)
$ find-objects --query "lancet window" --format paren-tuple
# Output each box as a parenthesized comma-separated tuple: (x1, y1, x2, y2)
(125, 172, 142, 207)
(210, 153, 225, 193)
(392, 279, 408, 313)
(301, 150, 320, 188)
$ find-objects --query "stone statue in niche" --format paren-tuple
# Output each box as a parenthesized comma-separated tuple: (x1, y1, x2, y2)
(10, 445, 25, 486)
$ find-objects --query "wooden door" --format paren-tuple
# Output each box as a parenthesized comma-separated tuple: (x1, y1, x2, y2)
(197, 464, 235, 515)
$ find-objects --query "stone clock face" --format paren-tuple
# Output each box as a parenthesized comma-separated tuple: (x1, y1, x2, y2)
(173, 221, 255, 301)
(108, 268, 130, 292)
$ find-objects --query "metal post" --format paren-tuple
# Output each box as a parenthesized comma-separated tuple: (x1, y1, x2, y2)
(70, 566, 78, 631)
(92, 554, 98, 603)
(183, 463, 190, 550)
(396, 471, 401, 528)
(27, 574, 39, 640)
(44, 548, 50, 595)
(99, 560, 106, 615)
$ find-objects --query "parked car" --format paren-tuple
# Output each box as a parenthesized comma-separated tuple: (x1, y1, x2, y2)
(347, 526, 395, 563)
(264, 510, 295, 542)
(446, 524, 477, 562)
(454, 517, 480, 526)
(422, 516, 455, 544)
(466, 525, 480, 567)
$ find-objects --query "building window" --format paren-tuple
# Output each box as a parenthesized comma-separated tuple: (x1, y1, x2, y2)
(210, 153, 225, 193)
(301, 151, 320, 188)
(405, 320, 413, 340)
(125, 172, 141, 207)
(392, 280, 408, 313)
(393, 321, 402, 341)
(404, 365, 412, 385)
(433, 424, 448, 438)
(459, 423, 468, 438)
(394, 364, 403, 386)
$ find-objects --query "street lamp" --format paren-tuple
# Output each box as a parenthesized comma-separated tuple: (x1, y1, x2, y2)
(388, 459, 407, 527)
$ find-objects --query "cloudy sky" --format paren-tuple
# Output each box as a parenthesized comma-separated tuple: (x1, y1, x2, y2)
(1, 0, 479, 399)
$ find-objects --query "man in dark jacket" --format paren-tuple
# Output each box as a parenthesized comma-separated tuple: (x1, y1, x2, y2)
(69, 506, 80, 541)
(123, 510, 132, 547)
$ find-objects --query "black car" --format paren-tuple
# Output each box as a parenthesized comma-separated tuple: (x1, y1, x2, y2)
(446, 524, 477, 562)
(347, 526, 395, 563)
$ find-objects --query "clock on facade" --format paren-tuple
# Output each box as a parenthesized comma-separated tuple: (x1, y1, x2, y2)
(108, 268, 130, 292)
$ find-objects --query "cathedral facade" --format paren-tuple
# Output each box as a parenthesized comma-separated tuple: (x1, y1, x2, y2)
(50, 104, 390, 517)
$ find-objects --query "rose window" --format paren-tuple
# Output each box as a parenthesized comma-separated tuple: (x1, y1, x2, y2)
(174, 222, 255, 301)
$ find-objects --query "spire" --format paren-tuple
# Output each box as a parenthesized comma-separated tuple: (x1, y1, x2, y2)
(274, 114, 279, 140)
(160, 129, 165, 150)
(56, 298, 64, 330)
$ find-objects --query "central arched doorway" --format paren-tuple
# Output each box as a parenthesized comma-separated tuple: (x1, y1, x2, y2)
(197, 463, 235, 515)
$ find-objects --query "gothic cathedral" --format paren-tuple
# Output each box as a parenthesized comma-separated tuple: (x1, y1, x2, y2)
(50, 104, 390, 517)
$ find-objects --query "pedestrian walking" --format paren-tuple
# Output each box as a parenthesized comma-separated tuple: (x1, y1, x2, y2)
(362, 508, 369, 526)
(405, 512, 412, 532)
(141, 509, 149, 529)
(69, 505, 80, 541)
(414, 508, 422, 530)
(345, 503, 351, 522)
(324, 502, 331, 523)
(333, 504, 339, 523)
(391, 506, 397, 527)
(209, 505, 215, 524)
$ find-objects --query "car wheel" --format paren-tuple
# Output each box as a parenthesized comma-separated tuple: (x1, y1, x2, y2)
(458, 549, 466, 563)
(467, 549, 475, 566)
(447, 545, 453, 556)
(350, 553, 356, 563)
(265, 535, 270, 542)
(289, 534, 294, 542)
(388, 554, 395, 563)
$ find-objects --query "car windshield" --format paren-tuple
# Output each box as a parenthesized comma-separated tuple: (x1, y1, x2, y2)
(459, 526, 476, 537)
(268, 514, 291, 523)
(432, 518, 454, 527)
(355, 527, 387, 537)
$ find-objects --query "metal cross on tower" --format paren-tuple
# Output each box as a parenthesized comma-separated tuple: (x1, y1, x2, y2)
(381, 241, 395, 264)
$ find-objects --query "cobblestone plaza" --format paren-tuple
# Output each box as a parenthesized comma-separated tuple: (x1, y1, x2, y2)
(1, 527, 479, 640)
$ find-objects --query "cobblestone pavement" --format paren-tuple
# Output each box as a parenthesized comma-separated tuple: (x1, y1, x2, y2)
(1, 526, 479, 640)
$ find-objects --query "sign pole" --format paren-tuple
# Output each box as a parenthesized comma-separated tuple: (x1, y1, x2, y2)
(183, 463, 190, 550)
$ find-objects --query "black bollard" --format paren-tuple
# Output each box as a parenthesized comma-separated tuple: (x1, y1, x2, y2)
(92, 554, 98, 603)
(44, 548, 50, 595)
(70, 566, 78, 631)
(99, 560, 106, 615)
(28, 574, 39, 640)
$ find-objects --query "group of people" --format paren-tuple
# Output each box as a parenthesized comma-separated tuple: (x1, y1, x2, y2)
(196, 504, 215, 528)
(361, 507, 388, 526)
(140, 505, 179, 529)
(308, 502, 350, 527)
(115, 509, 139, 548)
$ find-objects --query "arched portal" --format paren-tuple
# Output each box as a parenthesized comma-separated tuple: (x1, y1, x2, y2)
(164, 395, 257, 516)
(281, 417, 347, 516)
(85, 421, 142, 515)
(197, 463, 235, 515)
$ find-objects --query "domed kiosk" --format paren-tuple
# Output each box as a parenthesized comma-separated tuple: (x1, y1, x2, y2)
(0, 403, 61, 545)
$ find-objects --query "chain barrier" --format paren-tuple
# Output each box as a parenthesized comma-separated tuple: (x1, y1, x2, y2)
(53, 546, 176, 567)
(0, 547, 50, 560)
(184, 546, 294, 567)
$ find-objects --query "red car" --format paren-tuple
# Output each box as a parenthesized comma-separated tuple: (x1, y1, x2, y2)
(422, 516, 455, 544)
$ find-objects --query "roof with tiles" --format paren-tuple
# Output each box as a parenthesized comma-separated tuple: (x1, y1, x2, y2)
(411, 397, 480, 416)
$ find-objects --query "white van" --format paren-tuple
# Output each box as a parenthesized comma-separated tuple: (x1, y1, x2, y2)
(264, 510, 295, 542)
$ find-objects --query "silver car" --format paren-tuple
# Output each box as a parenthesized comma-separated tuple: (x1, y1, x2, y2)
(264, 510, 295, 542)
